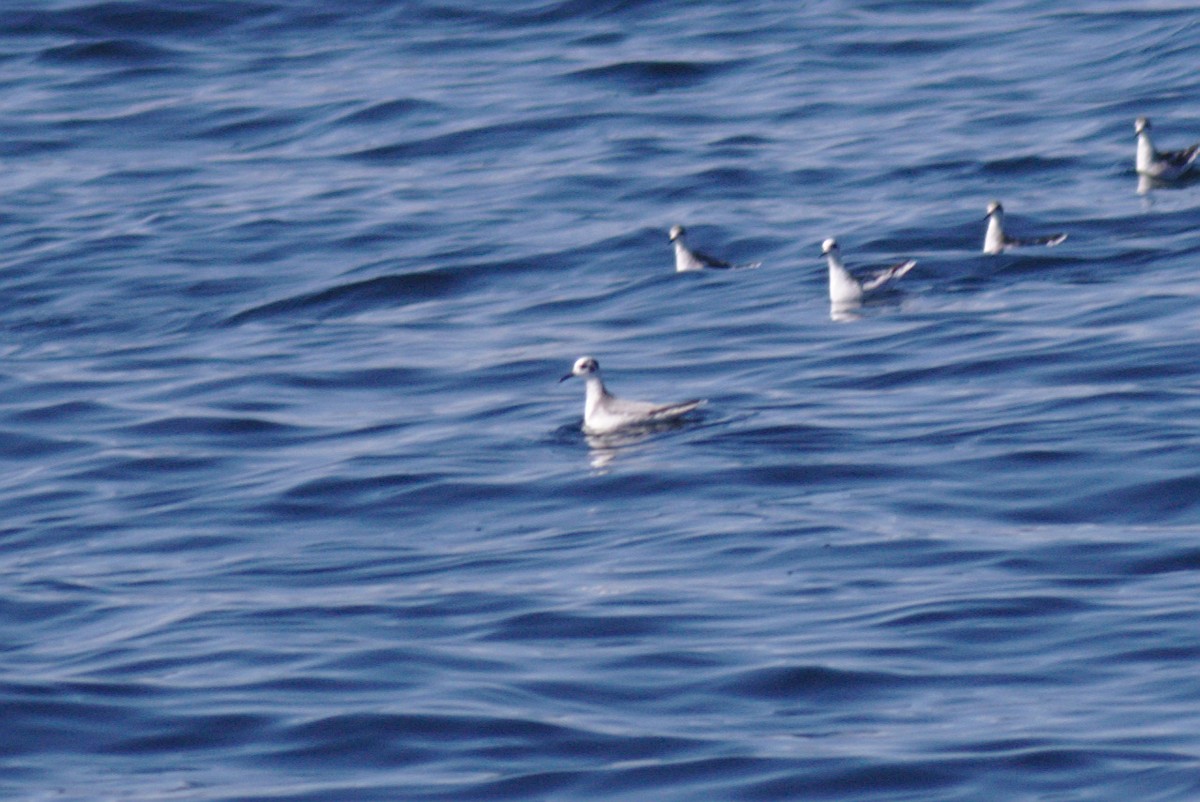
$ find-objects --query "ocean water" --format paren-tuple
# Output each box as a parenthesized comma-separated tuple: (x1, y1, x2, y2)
(3, 1, 1200, 799)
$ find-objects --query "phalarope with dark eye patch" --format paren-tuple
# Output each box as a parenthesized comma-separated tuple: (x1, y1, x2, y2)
(983, 201, 1067, 255)
(560, 356, 705, 434)
(821, 238, 916, 306)
(669, 225, 760, 272)
(1135, 117, 1199, 180)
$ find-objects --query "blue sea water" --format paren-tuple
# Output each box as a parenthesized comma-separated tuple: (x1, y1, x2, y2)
(3, 0, 1200, 799)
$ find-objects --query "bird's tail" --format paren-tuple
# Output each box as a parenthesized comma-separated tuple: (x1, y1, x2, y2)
(861, 259, 916, 292)
(1016, 233, 1067, 248)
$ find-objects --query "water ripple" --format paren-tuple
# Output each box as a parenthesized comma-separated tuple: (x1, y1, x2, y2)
(5, 0, 1200, 800)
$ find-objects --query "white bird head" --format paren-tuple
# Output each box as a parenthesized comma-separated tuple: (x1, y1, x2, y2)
(821, 237, 839, 255)
(985, 200, 1004, 218)
(1135, 117, 1150, 135)
(669, 225, 686, 242)
(560, 356, 600, 382)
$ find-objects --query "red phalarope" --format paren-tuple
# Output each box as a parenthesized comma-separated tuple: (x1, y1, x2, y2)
(983, 201, 1067, 255)
(669, 225, 760, 272)
(1135, 117, 1199, 180)
(822, 238, 916, 306)
(560, 356, 705, 434)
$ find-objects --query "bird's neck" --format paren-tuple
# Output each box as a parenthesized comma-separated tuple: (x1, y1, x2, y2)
(673, 239, 700, 271)
(826, 251, 854, 282)
(984, 214, 1005, 252)
(584, 376, 608, 418)
(1136, 132, 1155, 171)
(826, 252, 861, 302)
(825, 250, 849, 276)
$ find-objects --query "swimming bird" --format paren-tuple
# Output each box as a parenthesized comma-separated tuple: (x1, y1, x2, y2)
(822, 238, 916, 305)
(559, 356, 705, 434)
(1135, 117, 1199, 180)
(982, 201, 1067, 255)
(669, 225, 758, 272)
